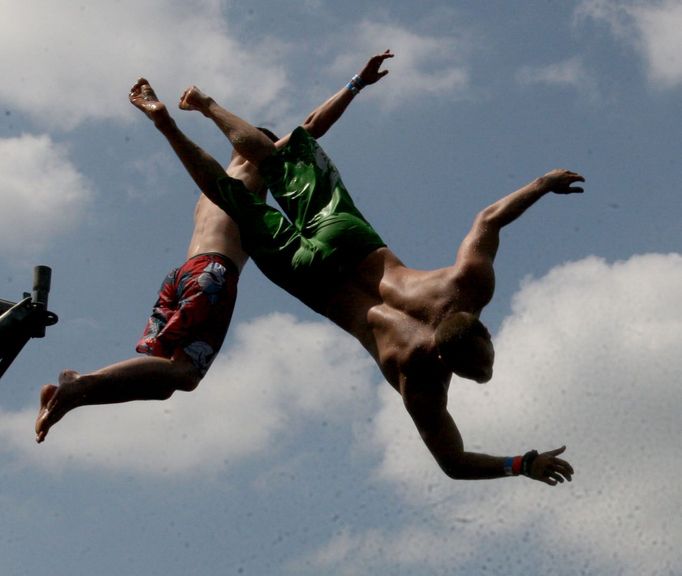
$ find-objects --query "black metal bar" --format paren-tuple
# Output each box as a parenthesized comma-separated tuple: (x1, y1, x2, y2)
(0, 266, 58, 381)
(0, 298, 15, 315)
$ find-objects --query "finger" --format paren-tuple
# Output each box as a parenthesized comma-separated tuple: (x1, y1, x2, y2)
(548, 446, 566, 456)
(553, 461, 573, 478)
(549, 472, 564, 484)
(554, 465, 573, 479)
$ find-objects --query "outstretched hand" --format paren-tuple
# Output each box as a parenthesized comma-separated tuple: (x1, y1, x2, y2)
(540, 169, 585, 195)
(358, 49, 394, 85)
(529, 446, 574, 486)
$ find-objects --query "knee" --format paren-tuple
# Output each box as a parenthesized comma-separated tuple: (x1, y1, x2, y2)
(172, 361, 203, 393)
(175, 363, 203, 392)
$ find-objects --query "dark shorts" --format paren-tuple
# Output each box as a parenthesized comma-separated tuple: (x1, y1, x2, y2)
(136, 253, 239, 376)
(216, 127, 385, 314)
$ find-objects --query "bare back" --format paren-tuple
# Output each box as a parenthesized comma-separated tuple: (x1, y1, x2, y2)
(326, 248, 475, 391)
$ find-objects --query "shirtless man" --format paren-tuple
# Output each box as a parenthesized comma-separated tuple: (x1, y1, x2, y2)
(34, 51, 393, 443)
(33, 89, 255, 442)
(167, 57, 579, 484)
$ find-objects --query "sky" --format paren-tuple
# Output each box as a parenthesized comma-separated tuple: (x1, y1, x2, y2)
(0, 1, 680, 574)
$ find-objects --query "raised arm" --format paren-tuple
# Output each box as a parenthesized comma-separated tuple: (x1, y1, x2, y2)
(301, 49, 394, 139)
(177, 50, 394, 166)
(403, 382, 574, 484)
(480, 169, 584, 229)
(456, 169, 585, 267)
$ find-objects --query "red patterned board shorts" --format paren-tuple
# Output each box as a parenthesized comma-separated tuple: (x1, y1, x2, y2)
(136, 253, 239, 376)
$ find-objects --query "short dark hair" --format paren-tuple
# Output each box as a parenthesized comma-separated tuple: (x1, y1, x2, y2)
(256, 126, 279, 143)
(434, 312, 490, 373)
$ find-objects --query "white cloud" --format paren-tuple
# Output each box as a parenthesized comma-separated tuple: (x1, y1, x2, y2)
(0, 313, 377, 476)
(630, 1, 682, 87)
(0, 0, 290, 130)
(4, 251, 679, 573)
(328, 20, 470, 108)
(0, 134, 93, 261)
(0, 4, 473, 130)
(312, 253, 682, 575)
(577, 0, 682, 88)
(516, 57, 598, 98)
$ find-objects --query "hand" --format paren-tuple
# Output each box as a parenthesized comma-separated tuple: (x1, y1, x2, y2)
(528, 445, 574, 486)
(539, 169, 585, 195)
(358, 49, 394, 85)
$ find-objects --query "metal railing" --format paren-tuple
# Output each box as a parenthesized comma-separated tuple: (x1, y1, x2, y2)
(0, 266, 58, 380)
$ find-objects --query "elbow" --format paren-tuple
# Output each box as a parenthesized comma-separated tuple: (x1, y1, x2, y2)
(303, 123, 326, 140)
(301, 114, 329, 140)
(476, 204, 500, 227)
(441, 458, 469, 480)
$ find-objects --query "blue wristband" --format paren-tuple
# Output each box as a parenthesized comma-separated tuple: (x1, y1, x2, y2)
(346, 74, 365, 96)
(351, 74, 366, 88)
(346, 81, 360, 96)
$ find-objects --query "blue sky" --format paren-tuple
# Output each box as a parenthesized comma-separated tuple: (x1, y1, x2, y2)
(1, 1, 680, 574)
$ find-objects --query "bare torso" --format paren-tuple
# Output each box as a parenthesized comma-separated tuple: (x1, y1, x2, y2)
(186, 194, 249, 270)
(326, 247, 495, 393)
(187, 157, 266, 269)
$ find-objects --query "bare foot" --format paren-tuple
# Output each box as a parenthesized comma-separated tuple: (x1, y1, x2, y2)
(36, 384, 58, 443)
(178, 85, 212, 112)
(35, 370, 80, 443)
(129, 78, 169, 123)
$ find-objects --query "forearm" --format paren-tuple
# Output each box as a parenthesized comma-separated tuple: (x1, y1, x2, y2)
(439, 451, 515, 480)
(412, 401, 572, 484)
(303, 54, 388, 138)
(155, 116, 227, 205)
(302, 85, 356, 139)
(423, 426, 513, 479)
(481, 177, 549, 229)
(415, 407, 523, 480)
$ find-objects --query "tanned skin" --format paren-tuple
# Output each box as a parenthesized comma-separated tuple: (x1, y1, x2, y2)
(167, 52, 578, 484)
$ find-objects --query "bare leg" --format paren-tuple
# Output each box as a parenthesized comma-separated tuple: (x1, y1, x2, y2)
(179, 86, 277, 165)
(129, 78, 228, 205)
(35, 355, 200, 443)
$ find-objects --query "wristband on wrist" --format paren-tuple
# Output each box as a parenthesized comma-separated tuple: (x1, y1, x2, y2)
(504, 455, 523, 476)
(521, 450, 539, 477)
(346, 74, 366, 96)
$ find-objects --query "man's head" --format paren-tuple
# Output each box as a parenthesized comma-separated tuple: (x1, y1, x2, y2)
(434, 312, 494, 383)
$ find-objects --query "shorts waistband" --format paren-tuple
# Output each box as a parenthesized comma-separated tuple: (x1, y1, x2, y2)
(186, 252, 240, 276)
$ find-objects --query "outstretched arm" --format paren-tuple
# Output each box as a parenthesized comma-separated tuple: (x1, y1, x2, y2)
(301, 49, 394, 139)
(404, 384, 574, 484)
(480, 169, 584, 230)
(456, 169, 585, 267)
(178, 50, 394, 165)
